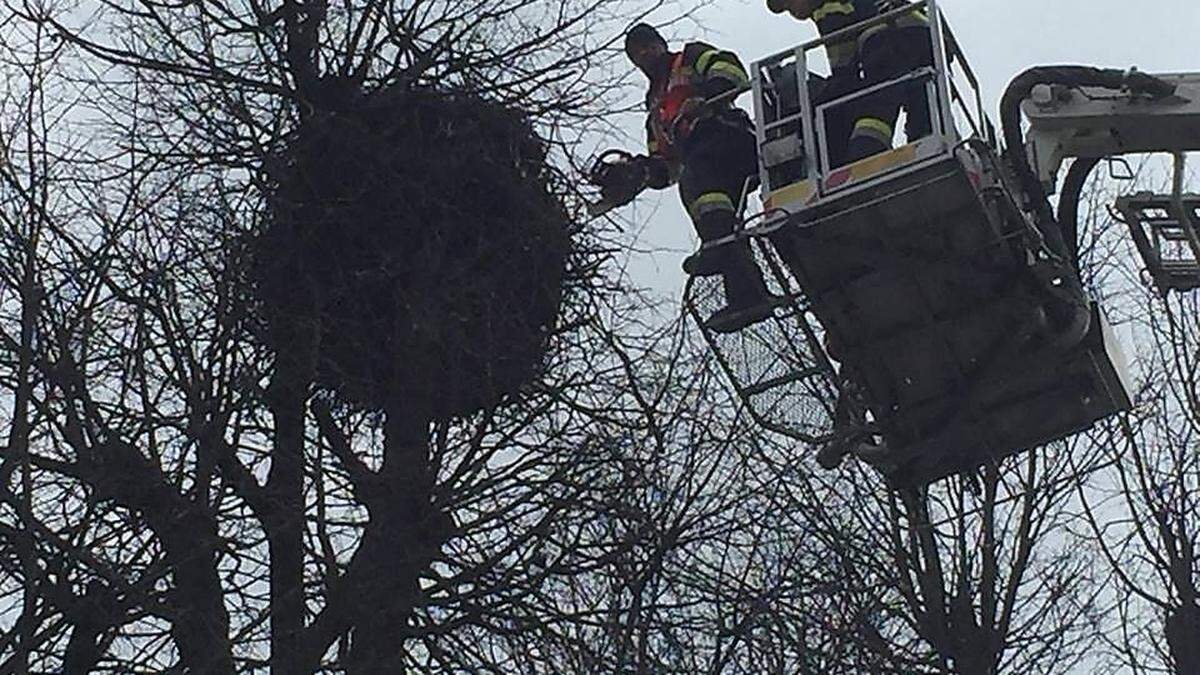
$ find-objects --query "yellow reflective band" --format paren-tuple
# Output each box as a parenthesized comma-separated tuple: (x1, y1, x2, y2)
(855, 117, 893, 133)
(853, 116, 893, 142)
(690, 192, 735, 218)
(694, 49, 720, 75)
(707, 60, 748, 85)
(896, 9, 929, 28)
(860, 7, 930, 44)
(812, 1, 855, 21)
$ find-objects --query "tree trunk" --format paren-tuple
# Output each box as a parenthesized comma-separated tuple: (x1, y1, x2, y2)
(1166, 604, 1200, 674)
(344, 401, 446, 673)
(266, 312, 318, 674)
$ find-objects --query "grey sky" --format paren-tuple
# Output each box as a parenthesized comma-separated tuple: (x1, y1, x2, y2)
(619, 0, 1200, 299)
(609, 4, 1199, 671)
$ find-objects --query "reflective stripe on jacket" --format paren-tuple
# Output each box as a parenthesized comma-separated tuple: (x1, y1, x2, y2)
(645, 42, 751, 159)
(860, 0, 929, 44)
(811, 1, 873, 72)
(811, 0, 929, 72)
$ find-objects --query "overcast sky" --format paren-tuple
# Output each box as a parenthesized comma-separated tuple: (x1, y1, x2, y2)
(617, 0, 1200, 299)
(607, 9, 1197, 669)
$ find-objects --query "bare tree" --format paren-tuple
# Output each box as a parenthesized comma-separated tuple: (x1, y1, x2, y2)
(1071, 160, 1200, 674)
(1, 0, 1164, 672)
(0, 0, 698, 671)
(0, 4, 852, 673)
(747, 438, 1106, 674)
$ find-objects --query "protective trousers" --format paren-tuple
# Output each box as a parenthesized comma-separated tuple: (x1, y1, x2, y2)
(846, 25, 935, 163)
(679, 120, 770, 313)
(820, 70, 861, 169)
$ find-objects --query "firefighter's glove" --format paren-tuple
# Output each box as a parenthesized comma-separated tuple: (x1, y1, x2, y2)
(670, 96, 709, 141)
(594, 155, 649, 207)
(677, 96, 707, 120)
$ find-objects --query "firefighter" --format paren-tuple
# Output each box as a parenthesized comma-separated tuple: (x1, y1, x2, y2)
(767, 0, 933, 164)
(766, 0, 862, 167)
(617, 23, 777, 334)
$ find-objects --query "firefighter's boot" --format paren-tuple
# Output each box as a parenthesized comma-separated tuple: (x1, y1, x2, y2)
(704, 241, 779, 333)
(682, 245, 725, 277)
(690, 204, 777, 333)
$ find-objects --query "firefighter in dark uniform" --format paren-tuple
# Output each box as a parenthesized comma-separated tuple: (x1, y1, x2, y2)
(764, 0, 932, 469)
(618, 23, 776, 333)
(767, 0, 933, 165)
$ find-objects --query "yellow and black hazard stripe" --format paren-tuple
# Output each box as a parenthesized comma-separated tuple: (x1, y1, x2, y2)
(684, 42, 750, 94)
(850, 116, 893, 146)
(688, 191, 737, 220)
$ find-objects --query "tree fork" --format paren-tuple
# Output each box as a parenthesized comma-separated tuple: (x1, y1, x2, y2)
(88, 439, 235, 673)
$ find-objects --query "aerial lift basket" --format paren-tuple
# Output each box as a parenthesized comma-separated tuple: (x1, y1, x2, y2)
(1115, 192, 1200, 294)
(686, 238, 841, 445)
(685, 0, 1134, 486)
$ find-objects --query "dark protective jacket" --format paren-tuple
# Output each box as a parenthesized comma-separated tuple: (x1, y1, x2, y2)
(642, 41, 752, 188)
(809, 0, 929, 75)
(809, 0, 876, 74)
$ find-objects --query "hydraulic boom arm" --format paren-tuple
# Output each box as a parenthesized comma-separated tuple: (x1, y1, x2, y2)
(1021, 71, 1200, 191)
(1012, 67, 1200, 294)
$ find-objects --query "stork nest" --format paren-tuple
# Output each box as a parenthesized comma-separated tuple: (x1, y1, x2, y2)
(253, 88, 572, 417)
